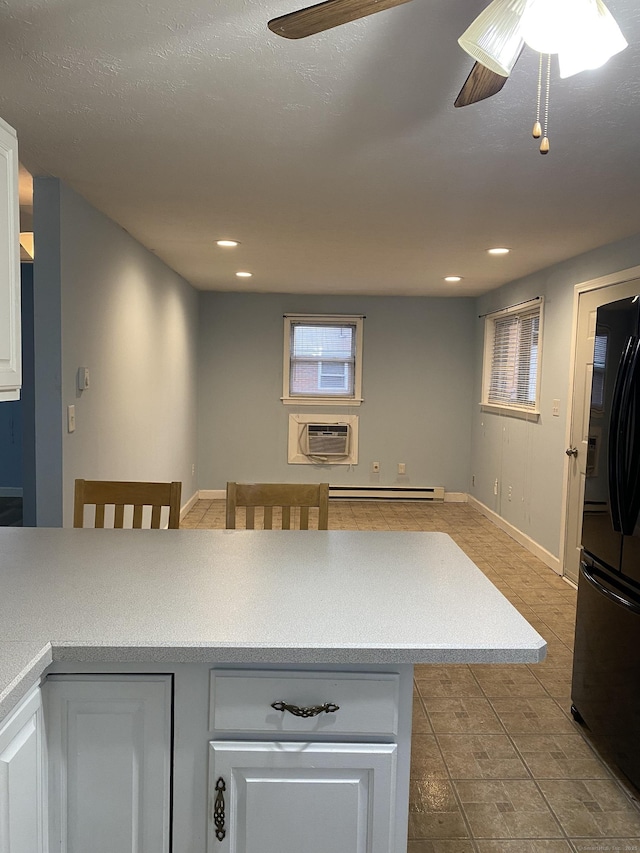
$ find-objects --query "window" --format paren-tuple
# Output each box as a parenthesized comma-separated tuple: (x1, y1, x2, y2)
(482, 299, 543, 415)
(591, 328, 608, 412)
(283, 315, 364, 405)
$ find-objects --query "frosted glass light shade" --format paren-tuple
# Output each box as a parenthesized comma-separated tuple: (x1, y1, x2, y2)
(558, 0, 628, 78)
(458, 0, 528, 77)
(520, 0, 583, 54)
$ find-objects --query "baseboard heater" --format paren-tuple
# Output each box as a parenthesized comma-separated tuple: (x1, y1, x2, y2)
(329, 486, 445, 501)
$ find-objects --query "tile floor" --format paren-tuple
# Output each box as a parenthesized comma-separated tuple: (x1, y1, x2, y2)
(181, 499, 640, 852)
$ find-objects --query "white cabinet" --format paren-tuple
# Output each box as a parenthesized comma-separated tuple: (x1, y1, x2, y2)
(207, 741, 397, 853)
(207, 668, 409, 853)
(0, 686, 46, 853)
(44, 674, 172, 853)
(0, 116, 20, 402)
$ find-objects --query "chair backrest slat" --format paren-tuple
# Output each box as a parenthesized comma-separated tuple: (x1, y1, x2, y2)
(74, 480, 182, 529)
(225, 483, 329, 530)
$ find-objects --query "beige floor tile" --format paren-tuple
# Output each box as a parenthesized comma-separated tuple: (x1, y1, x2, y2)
(476, 842, 573, 853)
(539, 779, 640, 838)
(471, 665, 549, 698)
(415, 667, 483, 699)
(408, 780, 470, 839)
(454, 779, 563, 839)
(437, 734, 529, 780)
(424, 698, 504, 734)
(411, 734, 449, 779)
(407, 842, 475, 853)
(570, 840, 640, 852)
(413, 697, 434, 733)
(490, 698, 576, 735)
(511, 734, 613, 780)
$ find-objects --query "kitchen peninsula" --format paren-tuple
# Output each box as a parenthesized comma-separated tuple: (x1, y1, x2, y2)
(0, 529, 545, 853)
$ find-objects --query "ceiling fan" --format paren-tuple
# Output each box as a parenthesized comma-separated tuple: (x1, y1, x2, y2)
(266, 0, 508, 108)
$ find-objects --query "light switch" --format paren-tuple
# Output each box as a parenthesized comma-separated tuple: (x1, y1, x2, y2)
(77, 367, 90, 391)
(67, 405, 76, 433)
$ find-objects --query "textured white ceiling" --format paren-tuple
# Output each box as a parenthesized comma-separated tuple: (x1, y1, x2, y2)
(0, 0, 639, 296)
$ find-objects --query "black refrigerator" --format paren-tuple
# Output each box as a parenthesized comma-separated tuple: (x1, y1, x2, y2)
(572, 295, 640, 788)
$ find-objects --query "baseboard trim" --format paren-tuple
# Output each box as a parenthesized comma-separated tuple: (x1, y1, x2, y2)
(197, 489, 467, 503)
(198, 489, 226, 500)
(467, 495, 562, 576)
(180, 490, 201, 519)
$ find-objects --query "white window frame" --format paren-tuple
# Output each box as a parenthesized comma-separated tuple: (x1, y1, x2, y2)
(481, 298, 543, 419)
(282, 314, 364, 406)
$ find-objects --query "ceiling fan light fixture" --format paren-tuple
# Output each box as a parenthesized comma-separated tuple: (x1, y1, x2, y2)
(458, 0, 528, 77)
(557, 0, 628, 78)
(520, 0, 585, 55)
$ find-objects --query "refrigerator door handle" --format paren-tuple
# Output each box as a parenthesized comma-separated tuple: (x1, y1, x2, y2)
(581, 561, 640, 616)
(609, 337, 635, 532)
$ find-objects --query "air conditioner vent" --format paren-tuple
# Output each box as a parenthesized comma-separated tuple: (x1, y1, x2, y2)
(305, 424, 350, 456)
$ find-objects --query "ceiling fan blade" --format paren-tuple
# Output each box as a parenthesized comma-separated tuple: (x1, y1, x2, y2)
(268, 0, 414, 39)
(454, 62, 508, 108)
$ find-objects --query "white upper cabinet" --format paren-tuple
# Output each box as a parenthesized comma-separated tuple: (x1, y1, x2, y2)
(0, 116, 20, 402)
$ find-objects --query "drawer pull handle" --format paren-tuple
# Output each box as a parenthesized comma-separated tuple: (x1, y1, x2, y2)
(271, 700, 340, 718)
(214, 776, 226, 841)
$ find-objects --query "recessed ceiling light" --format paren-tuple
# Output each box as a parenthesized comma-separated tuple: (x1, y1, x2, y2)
(444, 276, 462, 283)
(217, 240, 239, 247)
(236, 271, 252, 278)
(487, 247, 510, 255)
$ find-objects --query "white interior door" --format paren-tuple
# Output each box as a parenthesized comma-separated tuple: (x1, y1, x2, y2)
(564, 277, 640, 583)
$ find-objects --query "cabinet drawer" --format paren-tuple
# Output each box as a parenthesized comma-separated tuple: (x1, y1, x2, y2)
(209, 670, 399, 737)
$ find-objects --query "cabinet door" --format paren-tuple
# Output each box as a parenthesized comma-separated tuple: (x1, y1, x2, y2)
(45, 675, 172, 853)
(0, 115, 20, 401)
(208, 741, 396, 853)
(0, 687, 46, 853)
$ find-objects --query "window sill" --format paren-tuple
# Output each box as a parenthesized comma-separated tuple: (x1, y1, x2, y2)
(480, 403, 540, 421)
(282, 397, 363, 407)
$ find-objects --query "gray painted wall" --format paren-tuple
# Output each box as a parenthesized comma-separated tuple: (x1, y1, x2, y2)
(197, 292, 476, 492)
(34, 178, 200, 526)
(470, 232, 640, 558)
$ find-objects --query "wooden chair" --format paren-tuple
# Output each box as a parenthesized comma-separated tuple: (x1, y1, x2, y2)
(226, 482, 329, 530)
(73, 479, 182, 529)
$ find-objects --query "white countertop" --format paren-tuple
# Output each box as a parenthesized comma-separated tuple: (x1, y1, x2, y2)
(0, 528, 546, 721)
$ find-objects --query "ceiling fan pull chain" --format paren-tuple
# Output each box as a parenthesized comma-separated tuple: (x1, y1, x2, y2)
(540, 53, 551, 155)
(532, 52, 542, 139)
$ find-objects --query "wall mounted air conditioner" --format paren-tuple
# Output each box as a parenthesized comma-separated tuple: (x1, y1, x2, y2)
(304, 423, 350, 457)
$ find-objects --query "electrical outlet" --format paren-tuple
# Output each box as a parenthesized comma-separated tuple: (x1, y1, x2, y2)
(508, 485, 513, 501)
(191, 463, 195, 476)
(397, 462, 406, 475)
(67, 405, 76, 433)
(372, 461, 380, 474)
(493, 478, 499, 496)
(552, 399, 560, 417)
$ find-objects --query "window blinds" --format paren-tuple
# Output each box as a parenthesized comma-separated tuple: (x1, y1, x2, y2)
(591, 331, 608, 410)
(290, 322, 356, 397)
(488, 308, 540, 409)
